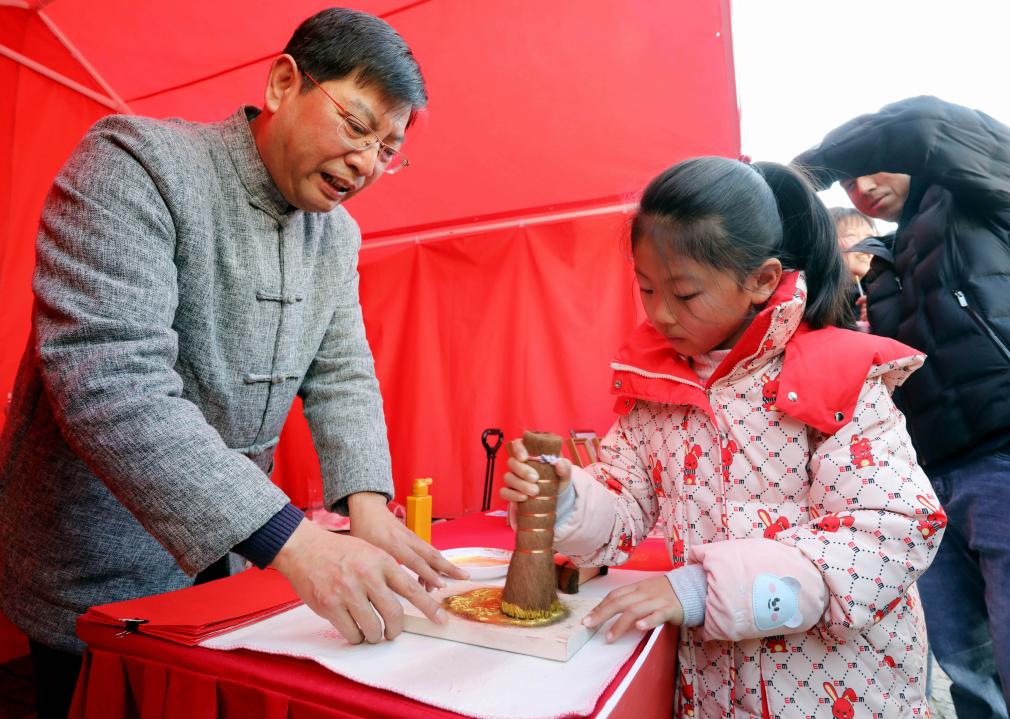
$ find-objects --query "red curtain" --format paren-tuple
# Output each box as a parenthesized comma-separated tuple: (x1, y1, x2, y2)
(271, 208, 646, 516)
(1, 1, 737, 514)
(0, 60, 110, 417)
(0, 0, 738, 660)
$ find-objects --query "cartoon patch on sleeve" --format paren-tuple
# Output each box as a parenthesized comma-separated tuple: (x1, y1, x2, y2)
(752, 573, 803, 630)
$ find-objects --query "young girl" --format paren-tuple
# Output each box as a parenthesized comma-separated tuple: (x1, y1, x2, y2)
(830, 206, 876, 331)
(830, 206, 876, 284)
(502, 157, 944, 718)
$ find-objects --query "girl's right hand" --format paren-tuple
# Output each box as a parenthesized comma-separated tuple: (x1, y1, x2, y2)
(499, 439, 572, 530)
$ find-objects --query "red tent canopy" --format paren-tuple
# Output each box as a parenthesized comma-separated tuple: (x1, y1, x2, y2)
(0, 0, 739, 518)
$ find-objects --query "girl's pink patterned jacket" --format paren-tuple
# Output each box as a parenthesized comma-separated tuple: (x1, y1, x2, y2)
(556, 272, 945, 718)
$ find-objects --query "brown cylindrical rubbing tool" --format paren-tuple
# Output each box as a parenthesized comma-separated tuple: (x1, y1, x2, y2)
(501, 430, 564, 619)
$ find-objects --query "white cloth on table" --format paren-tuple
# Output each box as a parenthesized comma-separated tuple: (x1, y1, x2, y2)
(202, 570, 657, 719)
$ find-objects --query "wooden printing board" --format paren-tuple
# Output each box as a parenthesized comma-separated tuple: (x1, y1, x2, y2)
(402, 581, 599, 661)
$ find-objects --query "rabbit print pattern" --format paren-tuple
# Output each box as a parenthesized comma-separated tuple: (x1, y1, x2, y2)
(552, 274, 942, 718)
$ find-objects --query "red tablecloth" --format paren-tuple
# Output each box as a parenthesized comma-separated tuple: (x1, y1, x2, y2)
(71, 514, 676, 719)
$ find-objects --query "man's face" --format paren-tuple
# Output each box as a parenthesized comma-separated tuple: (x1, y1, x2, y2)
(262, 64, 412, 212)
(841, 172, 911, 222)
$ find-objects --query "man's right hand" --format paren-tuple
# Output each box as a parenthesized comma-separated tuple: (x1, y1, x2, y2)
(270, 518, 447, 644)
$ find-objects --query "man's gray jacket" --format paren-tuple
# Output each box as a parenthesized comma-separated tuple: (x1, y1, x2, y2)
(0, 107, 393, 652)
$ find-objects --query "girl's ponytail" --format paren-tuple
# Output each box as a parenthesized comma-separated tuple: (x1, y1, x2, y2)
(752, 161, 852, 329)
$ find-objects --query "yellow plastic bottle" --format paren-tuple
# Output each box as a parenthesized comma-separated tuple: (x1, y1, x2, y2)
(406, 477, 433, 543)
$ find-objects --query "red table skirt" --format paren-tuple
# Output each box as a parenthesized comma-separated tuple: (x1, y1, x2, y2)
(71, 513, 676, 719)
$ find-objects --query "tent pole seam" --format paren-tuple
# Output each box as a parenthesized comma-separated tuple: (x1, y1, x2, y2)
(380, 0, 435, 20)
(120, 0, 431, 105)
(361, 202, 637, 251)
(36, 9, 131, 113)
(124, 53, 274, 103)
(0, 43, 119, 109)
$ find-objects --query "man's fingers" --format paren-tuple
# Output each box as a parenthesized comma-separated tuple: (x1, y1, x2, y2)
(388, 566, 447, 625)
(342, 587, 386, 644)
(406, 541, 464, 577)
(397, 548, 445, 589)
(326, 602, 365, 645)
(368, 586, 406, 640)
(436, 557, 469, 581)
(416, 540, 468, 581)
(379, 525, 449, 587)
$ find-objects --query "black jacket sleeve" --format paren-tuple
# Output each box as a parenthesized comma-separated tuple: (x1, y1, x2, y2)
(793, 96, 1010, 215)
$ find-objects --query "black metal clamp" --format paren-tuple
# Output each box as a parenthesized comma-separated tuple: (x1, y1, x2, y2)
(480, 428, 505, 512)
(115, 617, 149, 638)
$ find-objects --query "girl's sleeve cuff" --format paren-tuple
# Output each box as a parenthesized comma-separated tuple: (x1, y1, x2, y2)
(554, 483, 576, 526)
(666, 563, 708, 627)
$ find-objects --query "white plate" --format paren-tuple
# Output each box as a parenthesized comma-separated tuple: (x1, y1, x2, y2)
(442, 547, 512, 580)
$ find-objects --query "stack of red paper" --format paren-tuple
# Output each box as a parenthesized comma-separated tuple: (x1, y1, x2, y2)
(81, 568, 301, 645)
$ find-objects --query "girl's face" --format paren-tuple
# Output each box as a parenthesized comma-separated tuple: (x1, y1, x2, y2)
(633, 238, 780, 357)
(836, 219, 874, 281)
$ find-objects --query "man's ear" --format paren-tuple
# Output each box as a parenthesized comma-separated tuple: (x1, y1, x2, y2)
(749, 258, 782, 304)
(264, 54, 301, 113)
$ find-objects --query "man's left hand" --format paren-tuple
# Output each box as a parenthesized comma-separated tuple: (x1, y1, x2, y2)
(348, 492, 469, 590)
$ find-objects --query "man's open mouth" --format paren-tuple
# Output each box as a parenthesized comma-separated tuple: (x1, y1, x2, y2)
(322, 172, 352, 194)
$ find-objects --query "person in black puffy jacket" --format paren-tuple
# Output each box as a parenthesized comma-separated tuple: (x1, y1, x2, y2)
(795, 96, 1010, 719)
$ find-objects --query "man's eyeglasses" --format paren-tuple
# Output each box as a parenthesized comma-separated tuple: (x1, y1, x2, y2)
(302, 70, 410, 175)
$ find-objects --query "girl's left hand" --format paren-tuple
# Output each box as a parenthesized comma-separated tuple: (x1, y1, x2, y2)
(584, 575, 684, 642)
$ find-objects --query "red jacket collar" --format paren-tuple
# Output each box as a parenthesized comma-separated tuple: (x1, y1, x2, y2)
(609, 271, 923, 434)
(612, 271, 805, 385)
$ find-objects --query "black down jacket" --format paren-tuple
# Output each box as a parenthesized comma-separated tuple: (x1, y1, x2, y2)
(795, 96, 1010, 469)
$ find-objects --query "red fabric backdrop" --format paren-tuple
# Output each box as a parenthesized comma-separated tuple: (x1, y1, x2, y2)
(273, 208, 648, 515)
(1, 1, 739, 514)
(1, 8, 111, 410)
(0, 0, 739, 652)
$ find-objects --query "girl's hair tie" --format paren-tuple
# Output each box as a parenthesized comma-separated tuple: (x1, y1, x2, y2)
(527, 454, 561, 465)
(738, 154, 752, 165)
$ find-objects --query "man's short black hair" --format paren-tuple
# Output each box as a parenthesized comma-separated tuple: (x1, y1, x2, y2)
(284, 7, 427, 113)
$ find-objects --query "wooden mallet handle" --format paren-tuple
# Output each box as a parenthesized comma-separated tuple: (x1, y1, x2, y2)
(501, 431, 563, 618)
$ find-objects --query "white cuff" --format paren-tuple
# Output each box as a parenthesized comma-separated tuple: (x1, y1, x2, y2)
(666, 564, 707, 627)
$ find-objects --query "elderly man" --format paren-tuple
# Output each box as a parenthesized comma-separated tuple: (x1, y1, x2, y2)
(0, 8, 464, 718)
(796, 96, 1010, 719)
